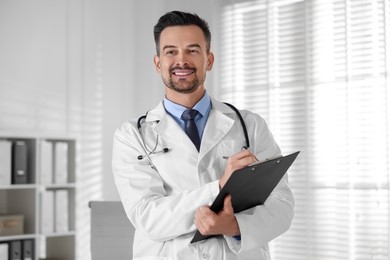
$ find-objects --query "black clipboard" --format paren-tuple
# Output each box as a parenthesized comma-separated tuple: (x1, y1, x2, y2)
(191, 151, 300, 243)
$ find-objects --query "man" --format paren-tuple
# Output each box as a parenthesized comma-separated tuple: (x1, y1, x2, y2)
(112, 10, 294, 260)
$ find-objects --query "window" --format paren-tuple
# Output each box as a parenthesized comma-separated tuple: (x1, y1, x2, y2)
(215, 0, 390, 259)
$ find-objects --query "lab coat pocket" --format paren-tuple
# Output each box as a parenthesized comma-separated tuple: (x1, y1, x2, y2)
(218, 139, 245, 159)
(217, 139, 245, 171)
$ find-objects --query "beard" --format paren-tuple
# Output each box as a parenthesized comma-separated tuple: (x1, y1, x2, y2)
(162, 66, 205, 94)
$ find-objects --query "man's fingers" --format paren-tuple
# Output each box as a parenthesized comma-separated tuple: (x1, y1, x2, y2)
(224, 195, 232, 208)
(196, 206, 216, 225)
(197, 206, 213, 218)
(221, 149, 260, 189)
(227, 150, 258, 168)
(228, 149, 252, 160)
(195, 206, 218, 235)
(195, 196, 239, 236)
(223, 195, 235, 215)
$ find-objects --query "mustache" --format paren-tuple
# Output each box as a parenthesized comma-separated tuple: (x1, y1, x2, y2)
(169, 66, 196, 73)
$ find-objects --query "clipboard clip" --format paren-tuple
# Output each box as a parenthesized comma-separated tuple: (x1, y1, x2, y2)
(249, 154, 283, 167)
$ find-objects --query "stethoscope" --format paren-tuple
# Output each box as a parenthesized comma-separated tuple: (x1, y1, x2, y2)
(136, 115, 170, 160)
(136, 102, 250, 162)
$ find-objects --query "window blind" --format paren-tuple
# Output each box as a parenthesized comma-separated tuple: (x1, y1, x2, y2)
(215, 0, 390, 259)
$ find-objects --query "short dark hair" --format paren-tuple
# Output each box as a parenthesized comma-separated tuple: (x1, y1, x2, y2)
(153, 10, 211, 55)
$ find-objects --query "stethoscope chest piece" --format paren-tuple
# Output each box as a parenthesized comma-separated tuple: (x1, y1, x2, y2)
(137, 117, 170, 161)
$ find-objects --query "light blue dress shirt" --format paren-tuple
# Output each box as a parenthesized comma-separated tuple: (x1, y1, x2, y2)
(163, 92, 212, 139)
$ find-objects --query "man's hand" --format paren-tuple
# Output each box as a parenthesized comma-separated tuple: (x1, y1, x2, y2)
(194, 195, 240, 237)
(219, 149, 258, 188)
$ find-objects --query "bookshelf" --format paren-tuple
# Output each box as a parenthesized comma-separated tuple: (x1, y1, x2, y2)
(0, 135, 76, 260)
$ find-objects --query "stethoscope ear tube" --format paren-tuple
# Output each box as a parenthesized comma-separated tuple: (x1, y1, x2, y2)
(223, 102, 250, 148)
(137, 115, 147, 129)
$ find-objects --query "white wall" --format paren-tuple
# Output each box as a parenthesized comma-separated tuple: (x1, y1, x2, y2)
(0, 0, 218, 259)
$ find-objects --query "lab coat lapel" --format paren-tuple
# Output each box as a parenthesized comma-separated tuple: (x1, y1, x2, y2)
(199, 100, 235, 160)
(145, 100, 236, 157)
(148, 102, 199, 154)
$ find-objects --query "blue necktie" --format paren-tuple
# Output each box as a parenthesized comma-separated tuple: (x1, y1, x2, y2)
(181, 109, 201, 151)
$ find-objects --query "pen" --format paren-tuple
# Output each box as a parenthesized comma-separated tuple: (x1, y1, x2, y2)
(243, 146, 260, 164)
(222, 146, 247, 159)
(222, 146, 260, 162)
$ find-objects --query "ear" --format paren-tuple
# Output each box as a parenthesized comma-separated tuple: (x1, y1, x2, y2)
(154, 55, 161, 72)
(206, 52, 214, 71)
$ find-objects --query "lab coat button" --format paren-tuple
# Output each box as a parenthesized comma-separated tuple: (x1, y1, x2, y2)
(202, 253, 210, 259)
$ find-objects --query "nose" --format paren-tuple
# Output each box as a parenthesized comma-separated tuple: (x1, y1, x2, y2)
(175, 52, 189, 67)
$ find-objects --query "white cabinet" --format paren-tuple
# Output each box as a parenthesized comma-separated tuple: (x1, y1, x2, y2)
(0, 135, 76, 260)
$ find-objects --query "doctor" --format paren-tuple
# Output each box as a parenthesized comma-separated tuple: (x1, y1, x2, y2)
(112, 10, 294, 260)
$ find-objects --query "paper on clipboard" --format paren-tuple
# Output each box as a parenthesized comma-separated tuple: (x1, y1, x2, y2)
(191, 151, 300, 243)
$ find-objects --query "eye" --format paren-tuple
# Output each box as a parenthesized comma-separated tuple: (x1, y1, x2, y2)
(165, 49, 177, 55)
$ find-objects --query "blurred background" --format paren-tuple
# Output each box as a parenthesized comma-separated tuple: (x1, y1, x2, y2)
(0, 0, 389, 259)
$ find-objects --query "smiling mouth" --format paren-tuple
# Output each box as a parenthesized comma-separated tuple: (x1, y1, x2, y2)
(171, 67, 196, 77)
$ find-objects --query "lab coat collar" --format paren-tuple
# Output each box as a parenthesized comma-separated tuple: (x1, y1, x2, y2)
(143, 101, 166, 123)
(144, 98, 236, 158)
(147, 101, 199, 154)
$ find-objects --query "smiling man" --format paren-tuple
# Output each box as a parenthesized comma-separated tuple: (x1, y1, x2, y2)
(112, 10, 294, 260)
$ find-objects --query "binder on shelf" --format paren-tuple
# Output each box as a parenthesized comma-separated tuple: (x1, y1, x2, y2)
(0, 243, 8, 259)
(54, 190, 69, 233)
(0, 140, 12, 185)
(0, 136, 76, 259)
(22, 239, 34, 260)
(54, 142, 68, 184)
(9, 240, 22, 260)
(40, 190, 54, 234)
(12, 141, 28, 184)
(191, 151, 300, 243)
(40, 140, 53, 184)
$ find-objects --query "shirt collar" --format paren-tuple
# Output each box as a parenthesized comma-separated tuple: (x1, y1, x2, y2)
(163, 91, 211, 119)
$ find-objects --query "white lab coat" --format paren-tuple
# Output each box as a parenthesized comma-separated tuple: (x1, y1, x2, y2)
(112, 98, 294, 260)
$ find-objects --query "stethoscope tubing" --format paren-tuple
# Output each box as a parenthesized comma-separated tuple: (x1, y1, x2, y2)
(136, 103, 250, 161)
(223, 102, 250, 149)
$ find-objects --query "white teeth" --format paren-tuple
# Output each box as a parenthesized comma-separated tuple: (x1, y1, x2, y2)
(175, 72, 191, 76)
(173, 70, 193, 76)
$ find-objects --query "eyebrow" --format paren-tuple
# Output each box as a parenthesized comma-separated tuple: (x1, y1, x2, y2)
(162, 43, 202, 51)
(187, 44, 202, 49)
(162, 45, 176, 51)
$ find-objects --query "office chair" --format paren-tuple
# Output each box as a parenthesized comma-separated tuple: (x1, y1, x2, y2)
(89, 201, 134, 260)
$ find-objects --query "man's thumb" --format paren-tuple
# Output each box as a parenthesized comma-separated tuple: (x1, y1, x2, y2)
(224, 194, 234, 212)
